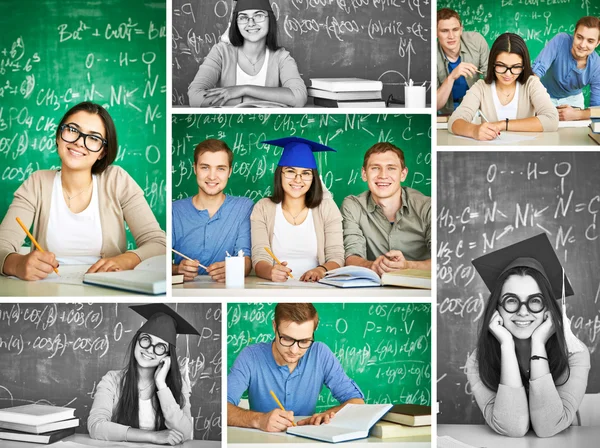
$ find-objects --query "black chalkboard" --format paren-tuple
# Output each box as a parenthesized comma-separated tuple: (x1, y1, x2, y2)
(0, 303, 222, 441)
(172, 0, 431, 105)
(437, 152, 600, 425)
(0, 0, 167, 245)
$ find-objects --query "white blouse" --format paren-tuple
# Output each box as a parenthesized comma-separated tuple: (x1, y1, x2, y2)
(236, 49, 270, 87)
(492, 81, 520, 121)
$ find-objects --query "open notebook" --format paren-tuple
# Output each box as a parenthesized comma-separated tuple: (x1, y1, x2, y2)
(286, 404, 392, 443)
(318, 266, 431, 289)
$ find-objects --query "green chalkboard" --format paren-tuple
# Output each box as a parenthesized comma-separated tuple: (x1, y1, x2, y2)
(438, 0, 600, 106)
(0, 0, 167, 246)
(172, 114, 431, 205)
(227, 303, 432, 412)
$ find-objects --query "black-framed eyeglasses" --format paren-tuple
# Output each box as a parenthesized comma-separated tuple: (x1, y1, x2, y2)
(138, 335, 169, 356)
(494, 64, 524, 75)
(59, 124, 107, 152)
(500, 295, 545, 314)
(276, 328, 314, 349)
(282, 169, 313, 182)
(237, 12, 268, 25)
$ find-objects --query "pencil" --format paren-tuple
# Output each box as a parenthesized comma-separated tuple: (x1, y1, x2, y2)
(269, 390, 296, 426)
(264, 247, 294, 279)
(477, 110, 501, 140)
(15, 217, 60, 276)
(171, 248, 208, 270)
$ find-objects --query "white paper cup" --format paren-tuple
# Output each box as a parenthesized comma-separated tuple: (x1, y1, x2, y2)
(226, 256, 245, 288)
(404, 86, 426, 108)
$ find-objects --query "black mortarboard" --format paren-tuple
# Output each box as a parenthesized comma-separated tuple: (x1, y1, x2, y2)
(234, 0, 273, 13)
(472, 233, 573, 299)
(262, 137, 337, 170)
(129, 304, 200, 346)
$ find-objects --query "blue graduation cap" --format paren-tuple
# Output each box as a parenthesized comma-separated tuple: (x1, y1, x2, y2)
(234, 0, 273, 13)
(262, 137, 337, 170)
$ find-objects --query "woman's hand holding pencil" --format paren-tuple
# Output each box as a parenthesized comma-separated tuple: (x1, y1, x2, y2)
(264, 247, 294, 281)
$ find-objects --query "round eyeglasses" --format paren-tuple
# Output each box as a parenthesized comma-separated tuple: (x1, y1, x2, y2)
(277, 329, 314, 349)
(138, 335, 169, 356)
(282, 170, 313, 182)
(500, 295, 545, 314)
(59, 124, 107, 153)
(494, 64, 524, 75)
(237, 12, 268, 25)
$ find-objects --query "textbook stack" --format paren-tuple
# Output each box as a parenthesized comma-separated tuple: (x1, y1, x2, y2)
(371, 404, 432, 439)
(588, 115, 600, 145)
(308, 78, 386, 108)
(0, 404, 79, 444)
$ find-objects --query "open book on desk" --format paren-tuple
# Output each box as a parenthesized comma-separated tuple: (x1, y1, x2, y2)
(318, 266, 431, 289)
(286, 403, 392, 443)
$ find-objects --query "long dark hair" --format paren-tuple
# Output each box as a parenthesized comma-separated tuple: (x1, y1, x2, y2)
(113, 330, 184, 430)
(229, 10, 280, 52)
(270, 166, 323, 208)
(476, 267, 570, 391)
(484, 33, 533, 85)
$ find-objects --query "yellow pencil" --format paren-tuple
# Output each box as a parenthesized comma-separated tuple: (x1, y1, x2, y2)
(171, 248, 208, 270)
(264, 247, 294, 279)
(269, 390, 296, 426)
(15, 217, 59, 276)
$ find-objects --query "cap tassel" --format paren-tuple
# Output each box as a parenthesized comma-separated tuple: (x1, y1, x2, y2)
(561, 268, 586, 354)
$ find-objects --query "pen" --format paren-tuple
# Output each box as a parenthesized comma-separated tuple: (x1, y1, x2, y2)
(15, 217, 60, 276)
(171, 248, 209, 270)
(264, 247, 294, 279)
(477, 110, 501, 140)
(269, 390, 296, 426)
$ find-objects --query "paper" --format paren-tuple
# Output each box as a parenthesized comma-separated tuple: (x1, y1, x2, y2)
(455, 133, 538, 144)
(40, 265, 90, 285)
(257, 279, 333, 288)
(230, 426, 290, 436)
(437, 435, 477, 448)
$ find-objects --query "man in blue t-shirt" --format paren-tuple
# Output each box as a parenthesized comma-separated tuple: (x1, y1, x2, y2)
(227, 303, 365, 432)
(533, 16, 600, 121)
(172, 139, 253, 282)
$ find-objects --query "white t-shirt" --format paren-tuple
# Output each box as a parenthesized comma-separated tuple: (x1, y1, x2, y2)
(138, 398, 156, 430)
(492, 81, 519, 121)
(46, 172, 102, 265)
(236, 49, 270, 87)
(272, 204, 318, 278)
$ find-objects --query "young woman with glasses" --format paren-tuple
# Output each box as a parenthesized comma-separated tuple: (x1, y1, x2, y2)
(448, 33, 559, 141)
(187, 0, 307, 107)
(0, 101, 165, 281)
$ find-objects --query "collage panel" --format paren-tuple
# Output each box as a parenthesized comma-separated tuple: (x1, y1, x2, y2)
(226, 302, 432, 446)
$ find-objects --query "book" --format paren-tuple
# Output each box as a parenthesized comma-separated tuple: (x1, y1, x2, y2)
(171, 274, 184, 285)
(437, 115, 449, 123)
(319, 266, 431, 289)
(371, 421, 431, 438)
(83, 254, 166, 295)
(380, 270, 431, 290)
(591, 117, 600, 133)
(0, 418, 79, 434)
(313, 98, 386, 108)
(590, 107, 600, 118)
(307, 88, 382, 101)
(0, 427, 75, 444)
(589, 127, 600, 145)
(287, 403, 392, 443)
(381, 404, 432, 426)
(309, 78, 383, 92)
(0, 404, 75, 427)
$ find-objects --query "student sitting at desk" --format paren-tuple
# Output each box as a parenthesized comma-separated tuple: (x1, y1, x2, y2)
(187, 0, 307, 108)
(532, 16, 600, 121)
(341, 143, 431, 276)
(88, 304, 200, 445)
(251, 137, 344, 283)
(449, 33, 559, 141)
(466, 235, 590, 437)
(172, 139, 253, 282)
(228, 303, 365, 432)
(0, 101, 165, 281)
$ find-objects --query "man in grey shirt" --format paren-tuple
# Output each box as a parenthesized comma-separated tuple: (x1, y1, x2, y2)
(341, 143, 431, 276)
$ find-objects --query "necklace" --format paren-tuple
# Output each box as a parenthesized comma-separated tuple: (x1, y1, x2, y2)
(283, 206, 307, 225)
(138, 381, 154, 392)
(239, 48, 265, 74)
(63, 181, 93, 210)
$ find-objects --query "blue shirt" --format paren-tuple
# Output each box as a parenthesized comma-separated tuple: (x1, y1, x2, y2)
(171, 195, 253, 274)
(532, 33, 600, 106)
(227, 341, 364, 416)
(448, 56, 469, 109)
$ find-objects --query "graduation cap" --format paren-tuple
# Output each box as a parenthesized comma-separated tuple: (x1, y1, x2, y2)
(234, 0, 273, 13)
(472, 233, 573, 299)
(262, 137, 337, 170)
(129, 304, 200, 346)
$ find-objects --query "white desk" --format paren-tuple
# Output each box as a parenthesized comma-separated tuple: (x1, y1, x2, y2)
(0, 433, 220, 448)
(172, 276, 430, 298)
(438, 424, 600, 448)
(0, 276, 143, 297)
(437, 128, 597, 146)
(227, 426, 430, 447)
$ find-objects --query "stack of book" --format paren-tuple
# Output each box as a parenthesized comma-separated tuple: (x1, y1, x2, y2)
(308, 78, 385, 108)
(588, 115, 600, 145)
(0, 404, 78, 444)
(371, 404, 431, 439)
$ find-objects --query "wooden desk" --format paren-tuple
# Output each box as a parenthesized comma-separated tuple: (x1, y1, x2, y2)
(0, 276, 142, 297)
(0, 433, 220, 448)
(227, 426, 430, 447)
(172, 276, 430, 298)
(437, 128, 597, 146)
(438, 424, 600, 448)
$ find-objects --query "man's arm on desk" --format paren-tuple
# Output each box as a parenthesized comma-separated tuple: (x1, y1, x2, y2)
(347, 253, 431, 275)
(297, 398, 365, 426)
(227, 402, 295, 432)
(556, 105, 592, 121)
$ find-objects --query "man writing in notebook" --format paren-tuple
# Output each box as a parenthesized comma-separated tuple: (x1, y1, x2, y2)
(227, 303, 365, 432)
(436, 8, 489, 114)
(532, 16, 600, 121)
(172, 139, 253, 282)
(341, 143, 431, 275)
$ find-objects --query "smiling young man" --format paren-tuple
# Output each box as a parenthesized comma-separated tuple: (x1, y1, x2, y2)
(227, 303, 364, 432)
(341, 143, 431, 276)
(437, 8, 489, 114)
(532, 16, 600, 121)
(171, 139, 253, 282)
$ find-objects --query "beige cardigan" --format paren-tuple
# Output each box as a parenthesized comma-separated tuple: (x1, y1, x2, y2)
(448, 77, 559, 133)
(0, 165, 166, 275)
(250, 197, 345, 270)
